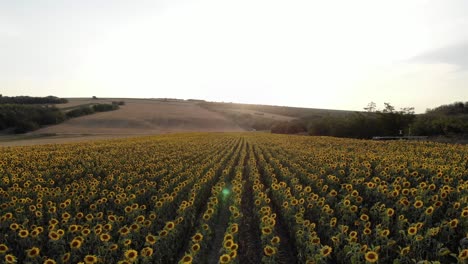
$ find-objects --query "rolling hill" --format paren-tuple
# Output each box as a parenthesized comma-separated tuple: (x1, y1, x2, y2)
(1, 98, 354, 146)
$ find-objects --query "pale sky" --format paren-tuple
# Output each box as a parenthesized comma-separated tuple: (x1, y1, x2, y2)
(1, 0, 468, 113)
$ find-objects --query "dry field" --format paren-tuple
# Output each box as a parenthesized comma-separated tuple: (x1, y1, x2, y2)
(216, 108, 295, 122)
(0, 99, 244, 146)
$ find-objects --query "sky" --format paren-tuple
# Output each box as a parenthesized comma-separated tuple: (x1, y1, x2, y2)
(1, 0, 468, 113)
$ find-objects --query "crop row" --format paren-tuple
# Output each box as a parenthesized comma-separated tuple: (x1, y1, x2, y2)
(0, 133, 467, 263)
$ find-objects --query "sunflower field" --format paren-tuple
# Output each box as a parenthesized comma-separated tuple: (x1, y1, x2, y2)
(0, 133, 467, 264)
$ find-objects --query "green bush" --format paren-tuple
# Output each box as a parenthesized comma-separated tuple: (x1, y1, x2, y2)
(92, 104, 118, 112)
(0, 104, 65, 133)
(66, 106, 95, 118)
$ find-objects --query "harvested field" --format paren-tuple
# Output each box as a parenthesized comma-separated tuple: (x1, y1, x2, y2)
(0, 99, 244, 146)
(34, 99, 244, 134)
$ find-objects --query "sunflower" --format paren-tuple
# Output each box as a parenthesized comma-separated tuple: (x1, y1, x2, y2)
(4, 254, 17, 264)
(230, 243, 239, 251)
(110, 244, 119, 251)
(219, 254, 231, 263)
(331, 236, 339, 244)
(18, 229, 29, 238)
(459, 249, 468, 260)
(123, 239, 132, 246)
(363, 228, 372, 236)
(146, 234, 157, 245)
(84, 255, 98, 264)
(68, 225, 78, 233)
(425, 206, 434, 215)
(136, 215, 145, 223)
(400, 246, 410, 255)
(271, 236, 280, 245)
(165, 221, 175, 230)
(380, 229, 390, 237)
(462, 209, 468, 218)
(62, 253, 71, 262)
(360, 214, 369, 221)
(224, 233, 233, 241)
(320, 246, 332, 257)
(26, 247, 40, 258)
(130, 223, 140, 232)
(364, 251, 378, 263)
(9, 223, 19, 231)
(223, 239, 233, 249)
(191, 243, 200, 252)
(0, 244, 8, 254)
(100, 233, 111, 242)
(386, 208, 395, 217)
(413, 200, 423, 208)
(141, 247, 153, 257)
(49, 231, 60, 241)
(124, 249, 138, 262)
(85, 214, 93, 221)
(261, 227, 272, 235)
(449, 219, 459, 229)
(229, 250, 237, 259)
(81, 228, 91, 236)
(264, 245, 277, 256)
(70, 239, 82, 249)
(181, 254, 193, 263)
(119, 226, 130, 236)
(311, 237, 320, 244)
(230, 224, 238, 233)
(104, 223, 113, 231)
(408, 227, 417, 236)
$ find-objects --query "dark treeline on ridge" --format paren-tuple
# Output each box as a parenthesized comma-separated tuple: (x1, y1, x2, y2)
(271, 102, 468, 139)
(0, 95, 68, 104)
(0, 96, 120, 134)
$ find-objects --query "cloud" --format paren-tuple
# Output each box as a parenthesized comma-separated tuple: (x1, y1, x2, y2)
(409, 41, 468, 71)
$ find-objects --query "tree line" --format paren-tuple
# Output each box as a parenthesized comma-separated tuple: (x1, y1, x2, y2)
(0, 96, 121, 134)
(0, 95, 68, 104)
(271, 102, 468, 139)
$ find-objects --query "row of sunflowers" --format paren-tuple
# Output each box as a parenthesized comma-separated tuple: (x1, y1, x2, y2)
(0, 133, 467, 263)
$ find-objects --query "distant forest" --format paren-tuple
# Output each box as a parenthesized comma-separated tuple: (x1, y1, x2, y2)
(0, 95, 68, 104)
(271, 101, 468, 139)
(0, 96, 120, 133)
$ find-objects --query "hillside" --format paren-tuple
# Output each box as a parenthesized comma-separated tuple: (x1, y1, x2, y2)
(0, 98, 366, 146)
(0, 98, 243, 145)
(32, 98, 245, 135)
(199, 101, 354, 131)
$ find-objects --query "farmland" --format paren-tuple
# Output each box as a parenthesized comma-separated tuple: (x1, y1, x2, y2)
(32, 99, 244, 136)
(0, 133, 467, 263)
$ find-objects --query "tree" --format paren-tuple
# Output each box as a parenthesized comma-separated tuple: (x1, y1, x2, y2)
(382, 103, 395, 113)
(364, 102, 376, 112)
